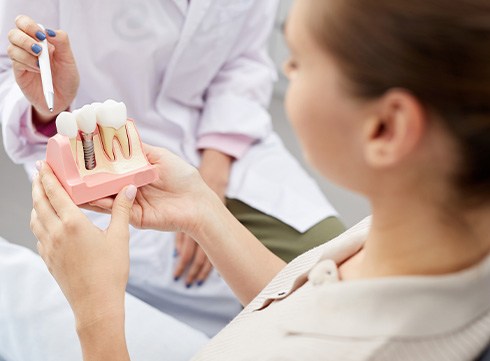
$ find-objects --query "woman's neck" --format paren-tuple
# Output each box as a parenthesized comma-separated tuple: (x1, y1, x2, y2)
(341, 195, 490, 280)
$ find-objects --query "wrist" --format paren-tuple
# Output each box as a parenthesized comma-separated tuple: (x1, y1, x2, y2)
(200, 149, 233, 190)
(76, 309, 129, 361)
(73, 292, 126, 332)
(76, 307, 125, 335)
(201, 148, 234, 164)
(191, 187, 230, 245)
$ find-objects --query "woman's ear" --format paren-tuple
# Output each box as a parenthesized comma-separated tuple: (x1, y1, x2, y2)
(363, 90, 426, 169)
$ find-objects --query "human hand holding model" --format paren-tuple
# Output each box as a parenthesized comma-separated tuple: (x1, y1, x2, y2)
(31, 161, 135, 331)
(7, 15, 79, 123)
(86, 144, 216, 236)
(31, 142, 283, 358)
(31, 145, 215, 324)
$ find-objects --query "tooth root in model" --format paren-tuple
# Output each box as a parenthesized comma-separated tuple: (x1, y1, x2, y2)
(96, 99, 130, 160)
(55, 111, 78, 160)
(75, 104, 98, 170)
(98, 126, 116, 160)
(115, 125, 130, 158)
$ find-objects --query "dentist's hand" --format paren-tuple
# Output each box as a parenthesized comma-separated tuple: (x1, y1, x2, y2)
(30, 162, 136, 329)
(7, 15, 79, 123)
(173, 149, 233, 287)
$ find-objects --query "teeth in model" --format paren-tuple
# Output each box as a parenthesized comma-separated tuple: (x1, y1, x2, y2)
(75, 104, 98, 134)
(56, 111, 78, 138)
(55, 111, 78, 159)
(96, 99, 130, 160)
(74, 104, 98, 170)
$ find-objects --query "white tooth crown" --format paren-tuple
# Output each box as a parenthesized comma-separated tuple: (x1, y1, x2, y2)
(96, 99, 127, 129)
(56, 112, 78, 139)
(53, 100, 131, 163)
(96, 99, 130, 160)
(75, 104, 97, 134)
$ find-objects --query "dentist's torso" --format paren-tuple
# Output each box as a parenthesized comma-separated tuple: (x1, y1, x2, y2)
(60, 0, 337, 232)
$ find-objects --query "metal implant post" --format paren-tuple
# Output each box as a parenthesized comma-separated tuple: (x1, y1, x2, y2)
(80, 132, 96, 170)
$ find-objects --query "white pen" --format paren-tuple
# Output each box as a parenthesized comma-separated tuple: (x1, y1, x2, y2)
(37, 24, 54, 112)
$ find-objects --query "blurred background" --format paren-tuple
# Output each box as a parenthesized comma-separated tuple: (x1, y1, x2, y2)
(0, 0, 370, 252)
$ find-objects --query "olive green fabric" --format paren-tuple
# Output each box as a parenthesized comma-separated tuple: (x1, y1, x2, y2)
(226, 198, 346, 263)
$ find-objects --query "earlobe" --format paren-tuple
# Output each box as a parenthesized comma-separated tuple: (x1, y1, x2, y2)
(363, 91, 425, 169)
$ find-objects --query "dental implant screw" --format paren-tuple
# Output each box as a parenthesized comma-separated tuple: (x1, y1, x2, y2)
(80, 132, 96, 170)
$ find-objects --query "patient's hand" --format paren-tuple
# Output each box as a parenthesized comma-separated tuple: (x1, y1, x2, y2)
(87, 144, 217, 239)
(30, 162, 135, 329)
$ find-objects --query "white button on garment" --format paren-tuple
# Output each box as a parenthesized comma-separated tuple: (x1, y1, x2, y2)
(308, 259, 338, 286)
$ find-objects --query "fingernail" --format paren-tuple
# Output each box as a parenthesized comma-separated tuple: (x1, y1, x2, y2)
(46, 29, 56, 37)
(174, 276, 180, 282)
(125, 185, 137, 200)
(173, 249, 179, 258)
(31, 44, 42, 54)
(35, 161, 43, 171)
(35, 31, 46, 41)
(197, 280, 204, 287)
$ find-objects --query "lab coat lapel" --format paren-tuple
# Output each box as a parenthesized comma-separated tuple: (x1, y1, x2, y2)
(170, 0, 188, 15)
(163, 0, 214, 91)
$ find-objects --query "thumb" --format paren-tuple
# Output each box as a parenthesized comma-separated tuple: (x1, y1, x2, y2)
(108, 185, 137, 236)
(142, 143, 163, 165)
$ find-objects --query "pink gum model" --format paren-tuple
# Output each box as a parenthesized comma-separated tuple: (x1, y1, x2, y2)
(46, 119, 157, 205)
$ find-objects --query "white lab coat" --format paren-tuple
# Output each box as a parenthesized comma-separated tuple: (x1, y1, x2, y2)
(0, 0, 337, 336)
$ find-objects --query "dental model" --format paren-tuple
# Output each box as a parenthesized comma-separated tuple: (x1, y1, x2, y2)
(55, 111, 78, 159)
(75, 104, 98, 170)
(45, 100, 157, 205)
(96, 99, 131, 160)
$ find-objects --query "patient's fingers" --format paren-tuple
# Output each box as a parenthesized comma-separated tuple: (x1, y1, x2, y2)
(30, 208, 46, 243)
(36, 240, 45, 258)
(88, 197, 115, 211)
(32, 173, 60, 229)
(142, 143, 163, 165)
(39, 162, 79, 220)
(30, 209, 50, 261)
(81, 203, 112, 215)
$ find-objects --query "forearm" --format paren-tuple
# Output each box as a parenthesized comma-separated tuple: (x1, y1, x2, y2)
(194, 192, 286, 306)
(77, 312, 130, 361)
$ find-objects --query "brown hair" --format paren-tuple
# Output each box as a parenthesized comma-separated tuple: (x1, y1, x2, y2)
(309, 0, 490, 201)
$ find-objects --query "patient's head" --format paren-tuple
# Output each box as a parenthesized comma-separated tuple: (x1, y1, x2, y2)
(284, 0, 490, 207)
